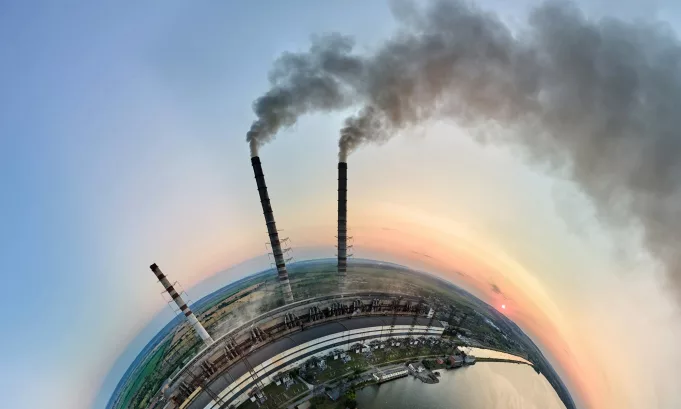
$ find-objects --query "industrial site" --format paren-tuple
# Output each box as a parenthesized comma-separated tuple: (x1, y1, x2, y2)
(106, 155, 575, 409)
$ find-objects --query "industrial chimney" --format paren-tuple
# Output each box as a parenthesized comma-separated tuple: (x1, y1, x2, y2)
(149, 263, 214, 346)
(251, 156, 295, 304)
(337, 162, 347, 293)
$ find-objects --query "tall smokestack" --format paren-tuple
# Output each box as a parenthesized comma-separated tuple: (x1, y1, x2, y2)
(149, 263, 214, 346)
(251, 156, 295, 304)
(337, 162, 347, 293)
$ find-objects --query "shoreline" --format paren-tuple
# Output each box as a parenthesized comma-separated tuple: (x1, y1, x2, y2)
(282, 348, 532, 409)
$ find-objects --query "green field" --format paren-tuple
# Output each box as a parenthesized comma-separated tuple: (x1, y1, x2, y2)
(117, 338, 171, 409)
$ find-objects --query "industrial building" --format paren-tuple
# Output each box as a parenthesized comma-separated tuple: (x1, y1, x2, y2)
(373, 367, 409, 383)
(147, 154, 447, 409)
(155, 292, 443, 409)
(194, 316, 441, 409)
(448, 355, 464, 368)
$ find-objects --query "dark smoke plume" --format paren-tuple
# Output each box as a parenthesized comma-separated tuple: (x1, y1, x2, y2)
(250, 0, 681, 304)
(246, 34, 364, 156)
(344, 0, 681, 302)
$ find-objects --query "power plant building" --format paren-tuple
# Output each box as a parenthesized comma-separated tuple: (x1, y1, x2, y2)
(145, 156, 448, 409)
(190, 316, 443, 409)
(373, 367, 409, 383)
(156, 291, 444, 409)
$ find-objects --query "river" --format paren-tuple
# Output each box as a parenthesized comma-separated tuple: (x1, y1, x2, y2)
(356, 362, 566, 409)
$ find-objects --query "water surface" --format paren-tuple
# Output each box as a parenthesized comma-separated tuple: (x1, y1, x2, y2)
(356, 362, 566, 409)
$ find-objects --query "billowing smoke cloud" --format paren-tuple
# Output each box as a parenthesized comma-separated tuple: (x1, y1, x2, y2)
(246, 34, 365, 156)
(249, 0, 681, 303)
(338, 0, 538, 160)
(343, 0, 681, 302)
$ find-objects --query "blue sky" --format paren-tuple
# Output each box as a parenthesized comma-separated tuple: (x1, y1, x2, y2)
(3, 1, 681, 409)
(1, 2, 395, 408)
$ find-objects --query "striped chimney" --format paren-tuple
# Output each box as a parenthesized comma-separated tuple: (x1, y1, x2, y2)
(150, 263, 214, 346)
(337, 162, 348, 293)
(251, 156, 295, 304)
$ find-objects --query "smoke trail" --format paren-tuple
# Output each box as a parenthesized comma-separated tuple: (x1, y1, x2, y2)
(337, 0, 681, 304)
(339, 0, 538, 159)
(251, 0, 681, 303)
(246, 33, 364, 156)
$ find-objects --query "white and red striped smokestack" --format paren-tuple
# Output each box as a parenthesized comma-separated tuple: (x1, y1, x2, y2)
(251, 156, 295, 304)
(150, 263, 214, 346)
(338, 162, 347, 293)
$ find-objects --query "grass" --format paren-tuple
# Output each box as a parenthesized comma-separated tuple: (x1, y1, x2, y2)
(311, 398, 349, 409)
(116, 260, 532, 409)
(237, 380, 308, 409)
(118, 338, 171, 409)
(314, 359, 352, 383)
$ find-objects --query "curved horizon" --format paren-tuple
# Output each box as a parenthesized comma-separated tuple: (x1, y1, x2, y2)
(100, 253, 575, 409)
(4, 2, 681, 409)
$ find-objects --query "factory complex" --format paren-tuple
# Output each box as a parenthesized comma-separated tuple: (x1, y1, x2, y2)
(149, 154, 368, 408)
(156, 291, 445, 409)
(123, 152, 571, 409)
(137, 152, 440, 408)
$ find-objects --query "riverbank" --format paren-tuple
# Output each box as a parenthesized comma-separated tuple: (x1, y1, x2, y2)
(284, 348, 533, 409)
(356, 362, 567, 409)
(236, 344, 534, 409)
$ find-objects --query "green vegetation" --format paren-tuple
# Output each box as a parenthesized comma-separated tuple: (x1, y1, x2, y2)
(117, 338, 171, 409)
(305, 394, 357, 409)
(237, 380, 308, 409)
(115, 259, 536, 409)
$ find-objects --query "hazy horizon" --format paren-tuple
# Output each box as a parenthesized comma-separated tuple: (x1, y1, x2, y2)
(103, 254, 566, 409)
(3, 1, 681, 409)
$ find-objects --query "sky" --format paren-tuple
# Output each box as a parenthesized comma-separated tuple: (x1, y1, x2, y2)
(1, 1, 681, 409)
